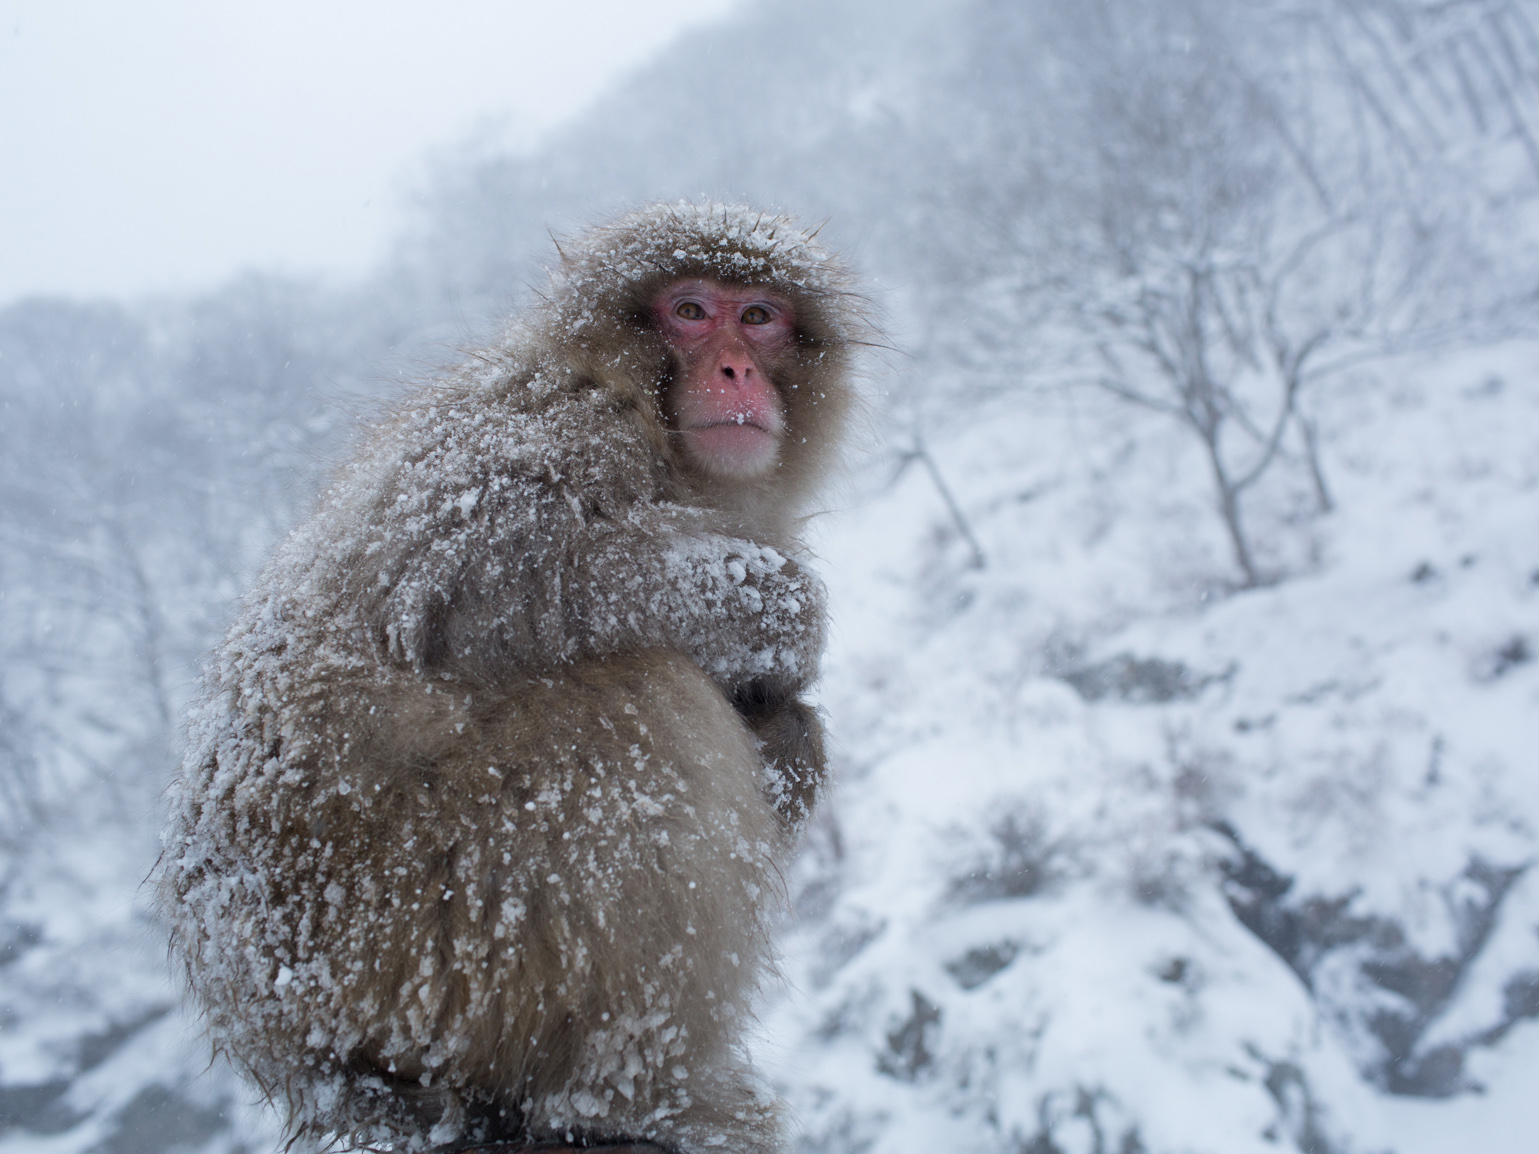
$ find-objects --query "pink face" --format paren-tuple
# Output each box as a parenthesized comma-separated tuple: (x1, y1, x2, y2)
(653, 278, 797, 481)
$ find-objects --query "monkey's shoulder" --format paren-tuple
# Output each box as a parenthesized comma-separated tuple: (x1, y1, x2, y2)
(247, 376, 648, 597)
(359, 365, 661, 510)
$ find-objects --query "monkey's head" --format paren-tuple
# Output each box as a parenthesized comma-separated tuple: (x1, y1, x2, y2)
(539, 203, 865, 514)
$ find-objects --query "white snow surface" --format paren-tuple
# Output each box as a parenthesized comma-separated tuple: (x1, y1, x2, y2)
(755, 340, 1539, 1153)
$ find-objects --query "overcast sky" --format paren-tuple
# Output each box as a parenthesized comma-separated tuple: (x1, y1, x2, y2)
(0, 0, 738, 306)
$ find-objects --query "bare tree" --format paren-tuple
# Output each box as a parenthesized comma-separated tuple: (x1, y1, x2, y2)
(1318, 0, 1539, 179)
(911, 0, 1535, 587)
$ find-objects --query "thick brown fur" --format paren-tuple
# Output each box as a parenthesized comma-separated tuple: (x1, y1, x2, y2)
(156, 204, 862, 1153)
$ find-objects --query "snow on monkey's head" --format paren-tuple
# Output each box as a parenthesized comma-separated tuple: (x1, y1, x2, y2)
(539, 202, 866, 501)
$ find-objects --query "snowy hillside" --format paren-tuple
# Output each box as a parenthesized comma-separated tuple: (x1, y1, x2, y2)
(765, 342, 1539, 1152)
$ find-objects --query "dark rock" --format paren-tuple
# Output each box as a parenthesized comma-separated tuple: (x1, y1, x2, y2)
(0, 1079, 78, 1135)
(1061, 654, 1232, 704)
(946, 941, 1020, 989)
(1213, 821, 1527, 1098)
(877, 990, 942, 1081)
(85, 1085, 228, 1154)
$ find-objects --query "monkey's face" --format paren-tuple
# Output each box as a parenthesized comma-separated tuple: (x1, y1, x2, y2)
(653, 278, 795, 482)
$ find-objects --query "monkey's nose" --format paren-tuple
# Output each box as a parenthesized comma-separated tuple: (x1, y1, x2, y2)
(718, 361, 754, 384)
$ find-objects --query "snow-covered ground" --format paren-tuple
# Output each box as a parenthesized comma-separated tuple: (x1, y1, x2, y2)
(763, 341, 1539, 1152)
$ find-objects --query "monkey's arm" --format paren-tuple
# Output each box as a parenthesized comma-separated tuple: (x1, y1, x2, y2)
(371, 483, 824, 695)
(576, 514, 832, 827)
(569, 511, 828, 692)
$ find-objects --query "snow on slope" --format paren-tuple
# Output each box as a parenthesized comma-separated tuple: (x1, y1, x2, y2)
(2, 329, 1534, 1154)
(763, 341, 1539, 1152)
(0, 719, 282, 1153)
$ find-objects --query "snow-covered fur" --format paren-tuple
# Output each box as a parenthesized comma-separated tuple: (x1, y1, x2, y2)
(155, 204, 861, 1152)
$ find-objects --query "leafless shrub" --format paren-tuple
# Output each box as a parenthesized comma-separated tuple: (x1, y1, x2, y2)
(948, 803, 1065, 904)
(876, 989, 943, 1082)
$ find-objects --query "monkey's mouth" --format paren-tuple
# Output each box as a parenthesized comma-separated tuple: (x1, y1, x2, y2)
(693, 416, 777, 435)
(682, 421, 782, 476)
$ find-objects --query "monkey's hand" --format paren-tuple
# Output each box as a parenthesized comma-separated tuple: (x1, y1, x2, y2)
(732, 680, 828, 830)
(674, 536, 827, 683)
(577, 519, 827, 688)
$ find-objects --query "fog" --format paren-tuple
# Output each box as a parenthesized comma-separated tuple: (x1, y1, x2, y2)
(0, 0, 735, 302)
(4, 1, 1539, 1151)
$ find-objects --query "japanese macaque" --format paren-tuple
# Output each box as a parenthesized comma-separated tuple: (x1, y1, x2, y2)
(156, 204, 861, 1153)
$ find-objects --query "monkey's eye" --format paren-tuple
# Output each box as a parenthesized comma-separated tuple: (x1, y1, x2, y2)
(740, 305, 773, 325)
(675, 301, 707, 320)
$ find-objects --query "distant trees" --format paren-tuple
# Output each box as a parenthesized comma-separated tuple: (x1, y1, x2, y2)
(910, 0, 1539, 587)
(0, 281, 359, 842)
(1323, 0, 1539, 182)
(0, 301, 165, 838)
